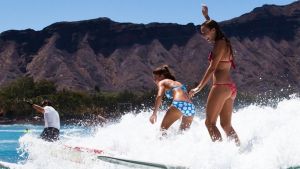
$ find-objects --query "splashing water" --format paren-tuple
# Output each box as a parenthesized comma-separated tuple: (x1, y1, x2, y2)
(16, 97, 300, 169)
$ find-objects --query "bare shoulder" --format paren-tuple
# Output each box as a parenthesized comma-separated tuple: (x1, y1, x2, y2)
(213, 39, 226, 53)
(159, 79, 176, 87)
(158, 79, 168, 86)
(215, 39, 226, 48)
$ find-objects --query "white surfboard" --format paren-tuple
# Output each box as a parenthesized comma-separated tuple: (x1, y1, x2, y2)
(97, 155, 188, 169)
(0, 161, 22, 169)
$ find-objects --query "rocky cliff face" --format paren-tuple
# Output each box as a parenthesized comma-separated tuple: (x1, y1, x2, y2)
(0, 1, 299, 94)
(222, 1, 300, 93)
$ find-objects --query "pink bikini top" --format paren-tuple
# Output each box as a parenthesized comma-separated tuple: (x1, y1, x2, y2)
(208, 52, 236, 69)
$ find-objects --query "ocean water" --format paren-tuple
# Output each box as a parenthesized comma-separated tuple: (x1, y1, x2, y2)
(0, 125, 90, 163)
(1, 97, 300, 169)
(0, 124, 33, 163)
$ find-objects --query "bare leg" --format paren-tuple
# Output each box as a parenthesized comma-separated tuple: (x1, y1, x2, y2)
(206, 85, 231, 142)
(220, 98, 240, 146)
(160, 106, 182, 135)
(179, 116, 194, 131)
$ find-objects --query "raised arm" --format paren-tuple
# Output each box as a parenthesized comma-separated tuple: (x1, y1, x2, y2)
(25, 99, 45, 114)
(202, 4, 210, 21)
(32, 104, 45, 114)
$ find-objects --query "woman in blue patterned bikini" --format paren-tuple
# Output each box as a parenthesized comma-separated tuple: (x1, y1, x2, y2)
(149, 65, 195, 133)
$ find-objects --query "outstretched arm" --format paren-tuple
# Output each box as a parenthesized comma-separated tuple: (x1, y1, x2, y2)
(202, 4, 210, 21)
(150, 81, 165, 124)
(32, 104, 45, 114)
(189, 40, 226, 97)
(25, 100, 45, 114)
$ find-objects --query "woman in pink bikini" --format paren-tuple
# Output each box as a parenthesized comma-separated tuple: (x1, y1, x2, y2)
(189, 5, 240, 145)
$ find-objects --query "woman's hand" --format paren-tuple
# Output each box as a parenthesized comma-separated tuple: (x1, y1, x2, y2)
(202, 4, 210, 20)
(149, 113, 157, 124)
(189, 87, 200, 98)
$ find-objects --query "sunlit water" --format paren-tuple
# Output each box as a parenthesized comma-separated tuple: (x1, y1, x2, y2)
(1, 97, 300, 169)
(0, 125, 90, 163)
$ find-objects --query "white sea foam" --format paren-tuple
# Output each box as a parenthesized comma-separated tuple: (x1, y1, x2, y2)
(17, 98, 300, 169)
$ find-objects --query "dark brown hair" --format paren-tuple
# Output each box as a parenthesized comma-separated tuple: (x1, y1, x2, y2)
(201, 20, 233, 56)
(152, 65, 176, 81)
(41, 100, 52, 107)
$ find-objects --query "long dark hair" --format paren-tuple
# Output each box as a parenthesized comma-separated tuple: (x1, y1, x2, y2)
(152, 65, 176, 81)
(201, 20, 233, 56)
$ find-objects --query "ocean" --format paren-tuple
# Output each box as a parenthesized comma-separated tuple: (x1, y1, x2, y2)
(1, 97, 300, 169)
(0, 124, 31, 163)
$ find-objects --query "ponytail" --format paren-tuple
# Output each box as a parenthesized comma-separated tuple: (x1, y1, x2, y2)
(153, 65, 176, 81)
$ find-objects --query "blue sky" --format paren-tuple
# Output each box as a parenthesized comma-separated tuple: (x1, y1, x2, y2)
(0, 0, 297, 33)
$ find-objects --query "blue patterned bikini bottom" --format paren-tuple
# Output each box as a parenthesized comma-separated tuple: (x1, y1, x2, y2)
(171, 100, 196, 117)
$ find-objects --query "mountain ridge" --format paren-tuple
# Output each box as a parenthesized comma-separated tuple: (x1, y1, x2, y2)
(0, 1, 299, 94)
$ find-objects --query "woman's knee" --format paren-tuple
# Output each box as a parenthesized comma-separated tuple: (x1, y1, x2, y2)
(180, 120, 192, 130)
(160, 122, 170, 130)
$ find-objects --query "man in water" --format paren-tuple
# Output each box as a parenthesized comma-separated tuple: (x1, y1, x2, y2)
(28, 100, 60, 142)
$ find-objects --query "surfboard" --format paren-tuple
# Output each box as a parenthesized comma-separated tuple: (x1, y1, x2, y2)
(287, 166, 300, 169)
(64, 145, 188, 168)
(60, 145, 106, 163)
(0, 161, 22, 169)
(64, 145, 104, 154)
(0, 163, 9, 169)
(97, 155, 188, 169)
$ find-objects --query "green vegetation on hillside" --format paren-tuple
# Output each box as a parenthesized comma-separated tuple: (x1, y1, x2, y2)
(0, 77, 297, 122)
(0, 77, 154, 121)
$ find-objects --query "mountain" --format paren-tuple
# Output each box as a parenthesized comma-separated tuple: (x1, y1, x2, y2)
(222, 1, 300, 93)
(0, 1, 299, 94)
